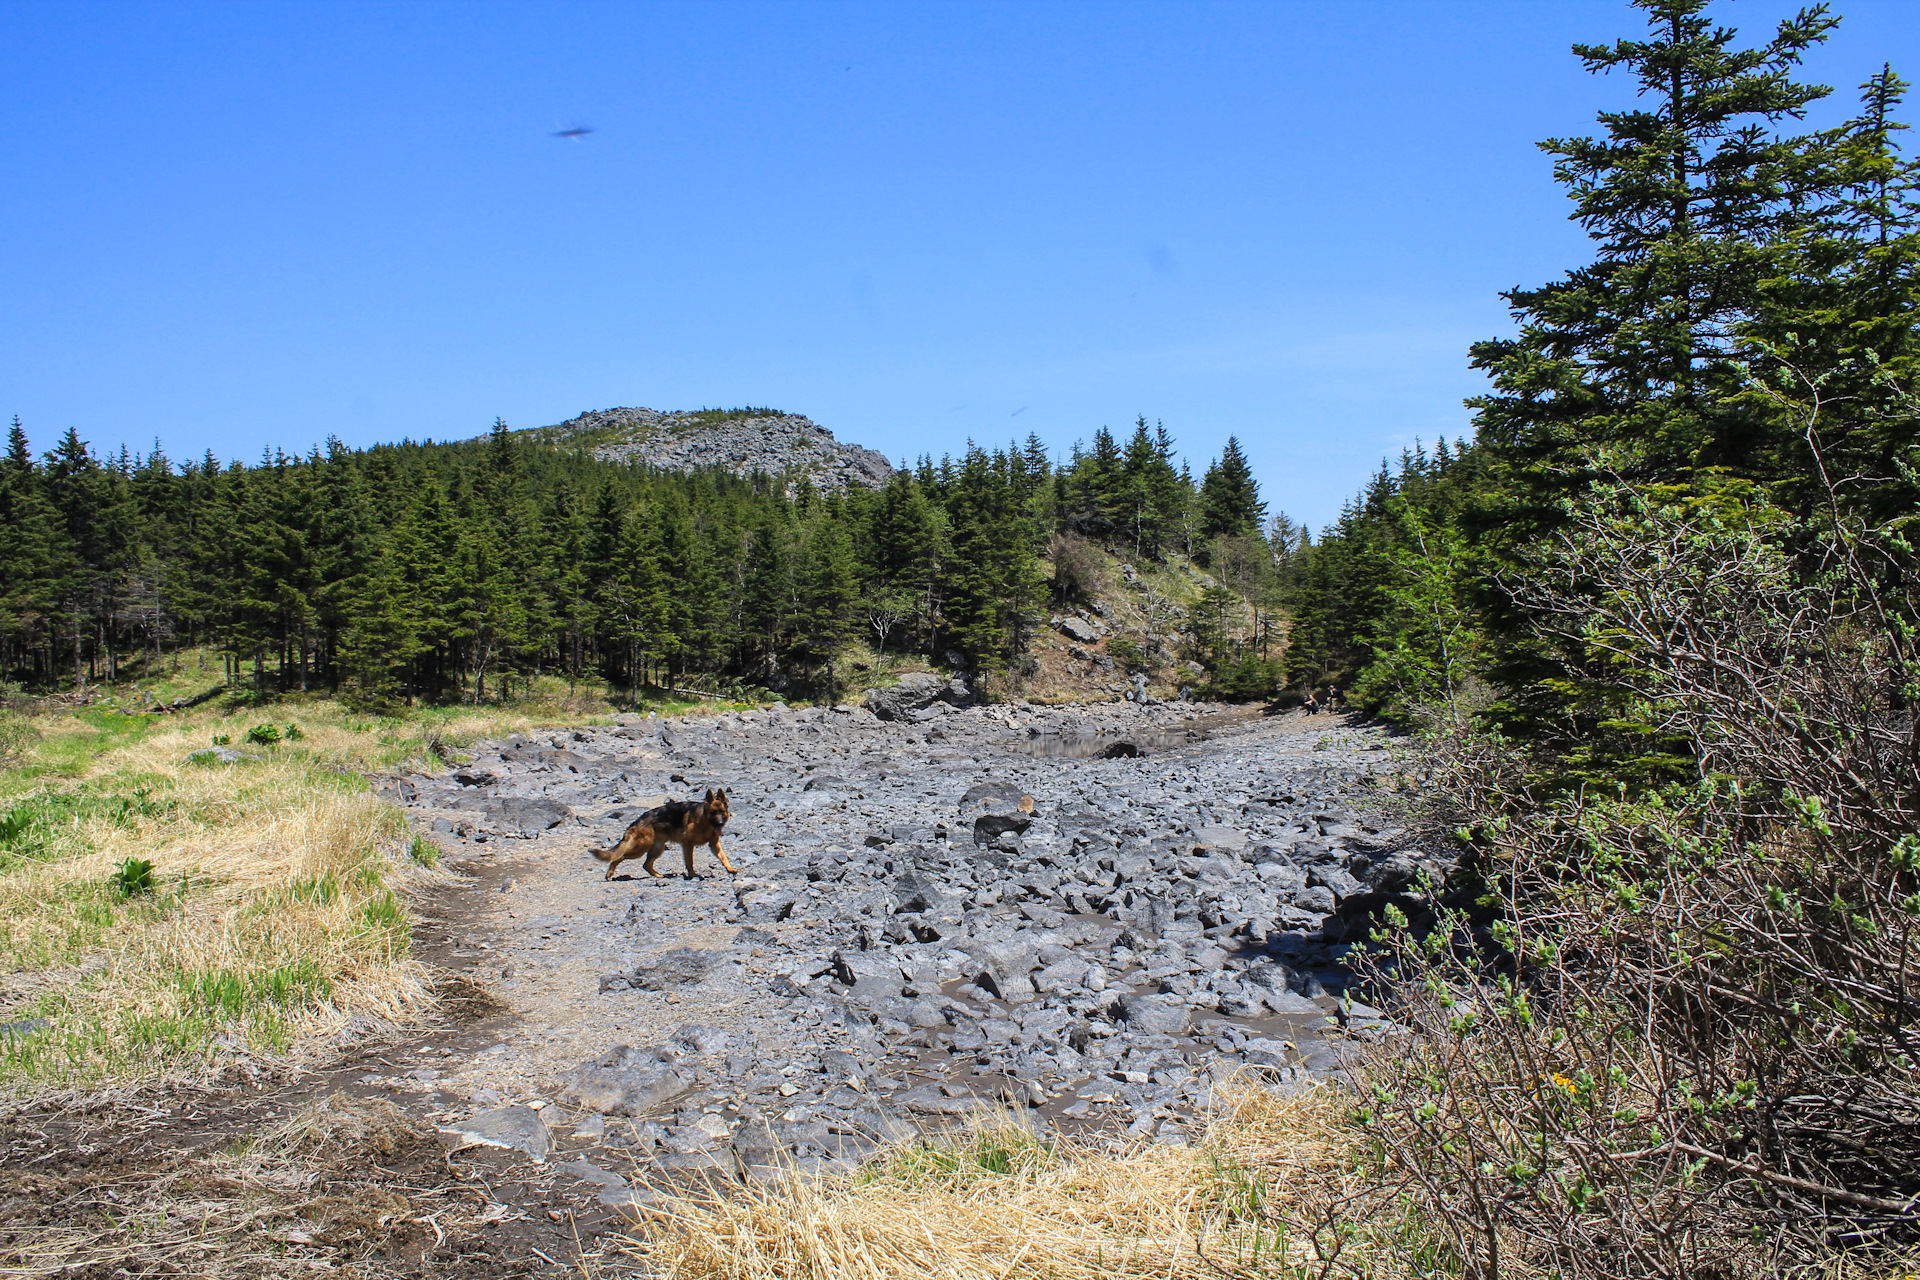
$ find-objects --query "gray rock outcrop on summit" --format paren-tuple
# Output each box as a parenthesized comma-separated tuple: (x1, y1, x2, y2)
(531, 408, 894, 493)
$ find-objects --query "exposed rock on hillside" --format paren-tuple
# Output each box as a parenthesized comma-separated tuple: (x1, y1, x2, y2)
(531, 407, 894, 493)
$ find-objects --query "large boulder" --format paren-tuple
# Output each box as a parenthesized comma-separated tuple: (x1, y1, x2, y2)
(484, 796, 573, 836)
(864, 671, 972, 721)
(1055, 615, 1101, 643)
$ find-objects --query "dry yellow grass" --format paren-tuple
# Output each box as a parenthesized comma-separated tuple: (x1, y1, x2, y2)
(613, 1082, 1406, 1280)
(0, 694, 615, 1084)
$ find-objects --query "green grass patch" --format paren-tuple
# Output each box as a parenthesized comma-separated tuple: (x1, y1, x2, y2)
(406, 834, 440, 867)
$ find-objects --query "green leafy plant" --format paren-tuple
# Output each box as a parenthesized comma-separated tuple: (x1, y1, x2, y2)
(110, 857, 156, 898)
(244, 723, 281, 747)
(283, 723, 305, 741)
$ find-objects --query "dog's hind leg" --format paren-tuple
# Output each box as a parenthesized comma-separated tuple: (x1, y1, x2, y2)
(642, 833, 670, 879)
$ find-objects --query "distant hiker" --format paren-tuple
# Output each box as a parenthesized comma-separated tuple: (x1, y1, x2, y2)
(1327, 685, 1341, 714)
(1304, 690, 1319, 716)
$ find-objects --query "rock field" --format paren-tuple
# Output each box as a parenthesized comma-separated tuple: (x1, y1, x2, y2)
(534, 407, 894, 493)
(376, 692, 1437, 1202)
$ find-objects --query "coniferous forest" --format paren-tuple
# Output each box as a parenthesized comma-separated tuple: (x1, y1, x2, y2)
(0, 413, 1275, 705)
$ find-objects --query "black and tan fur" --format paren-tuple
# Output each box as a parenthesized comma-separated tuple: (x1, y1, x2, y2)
(590, 790, 736, 880)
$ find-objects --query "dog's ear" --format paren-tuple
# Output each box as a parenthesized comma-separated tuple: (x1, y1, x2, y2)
(715, 788, 727, 802)
(705, 788, 716, 802)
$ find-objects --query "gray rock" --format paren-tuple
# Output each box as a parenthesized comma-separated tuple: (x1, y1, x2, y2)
(738, 886, 801, 922)
(563, 1047, 693, 1117)
(558, 1158, 627, 1189)
(865, 671, 973, 721)
(439, 1105, 551, 1162)
(539, 407, 892, 494)
(960, 780, 1028, 814)
(485, 796, 573, 835)
(1055, 616, 1101, 643)
(633, 948, 717, 990)
(1260, 989, 1325, 1015)
(1292, 885, 1338, 914)
(1193, 825, 1247, 852)
(1310, 866, 1364, 900)
(1116, 992, 1189, 1035)
(973, 813, 1033, 845)
(187, 747, 260, 766)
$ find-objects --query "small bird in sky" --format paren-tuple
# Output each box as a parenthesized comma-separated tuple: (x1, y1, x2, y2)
(552, 125, 595, 140)
(1011, 406, 1028, 417)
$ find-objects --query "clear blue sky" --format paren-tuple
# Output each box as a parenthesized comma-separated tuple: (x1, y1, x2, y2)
(5, 1, 1918, 531)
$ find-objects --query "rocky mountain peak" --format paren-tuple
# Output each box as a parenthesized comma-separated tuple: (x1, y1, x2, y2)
(528, 407, 894, 492)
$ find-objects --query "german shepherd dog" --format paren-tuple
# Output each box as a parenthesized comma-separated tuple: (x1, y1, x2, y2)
(591, 790, 736, 880)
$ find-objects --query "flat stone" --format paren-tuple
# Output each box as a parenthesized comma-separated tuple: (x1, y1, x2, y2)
(558, 1159, 627, 1189)
(1193, 825, 1247, 851)
(439, 1105, 550, 1163)
(484, 796, 574, 835)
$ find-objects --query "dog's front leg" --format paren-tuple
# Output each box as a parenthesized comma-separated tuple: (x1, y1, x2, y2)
(711, 836, 736, 875)
(682, 841, 700, 879)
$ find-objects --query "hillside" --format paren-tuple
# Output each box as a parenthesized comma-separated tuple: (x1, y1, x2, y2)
(524, 406, 895, 492)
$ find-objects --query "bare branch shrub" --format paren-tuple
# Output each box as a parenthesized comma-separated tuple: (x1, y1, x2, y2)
(1355, 483, 1920, 1278)
(1049, 533, 1108, 605)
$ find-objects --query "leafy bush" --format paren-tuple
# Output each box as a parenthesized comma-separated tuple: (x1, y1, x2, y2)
(283, 723, 305, 741)
(244, 723, 281, 747)
(111, 857, 156, 897)
(1359, 485, 1920, 1276)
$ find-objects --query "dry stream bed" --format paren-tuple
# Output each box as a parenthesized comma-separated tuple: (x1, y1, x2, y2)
(2, 697, 1436, 1277)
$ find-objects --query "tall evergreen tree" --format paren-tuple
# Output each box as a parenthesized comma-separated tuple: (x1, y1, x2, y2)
(1198, 436, 1265, 541)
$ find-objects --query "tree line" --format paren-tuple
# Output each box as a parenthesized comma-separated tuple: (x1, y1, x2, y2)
(0, 411, 1271, 705)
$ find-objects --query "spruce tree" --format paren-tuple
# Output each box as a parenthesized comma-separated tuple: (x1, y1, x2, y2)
(1471, 0, 1849, 513)
(1198, 436, 1265, 540)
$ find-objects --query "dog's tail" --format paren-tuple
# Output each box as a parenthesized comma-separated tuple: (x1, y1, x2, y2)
(589, 844, 615, 862)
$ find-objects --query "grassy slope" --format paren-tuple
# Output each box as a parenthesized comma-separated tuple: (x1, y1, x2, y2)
(0, 659, 765, 1087)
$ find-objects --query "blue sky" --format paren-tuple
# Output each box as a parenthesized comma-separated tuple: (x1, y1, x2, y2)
(5, 1, 1918, 531)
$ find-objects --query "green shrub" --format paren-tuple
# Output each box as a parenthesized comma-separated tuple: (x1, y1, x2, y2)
(110, 857, 156, 898)
(1206, 652, 1286, 701)
(244, 723, 281, 747)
